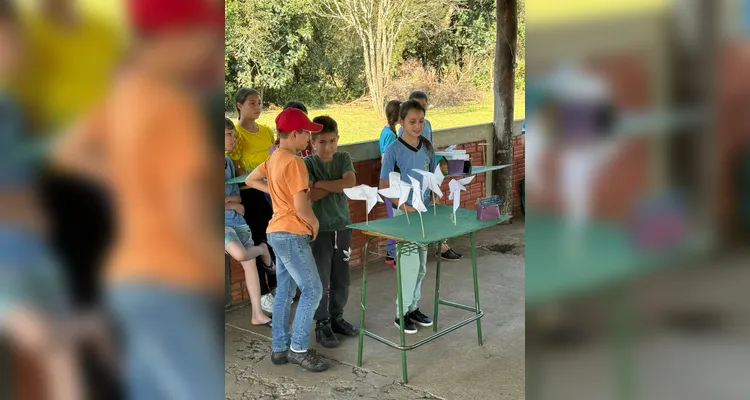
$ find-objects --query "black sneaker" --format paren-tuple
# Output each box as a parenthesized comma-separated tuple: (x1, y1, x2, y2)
(315, 319, 339, 348)
(271, 350, 288, 365)
(331, 317, 359, 337)
(441, 248, 462, 261)
(449, 248, 463, 258)
(394, 315, 418, 334)
(287, 348, 330, 372)
(408, 308, 433, 327)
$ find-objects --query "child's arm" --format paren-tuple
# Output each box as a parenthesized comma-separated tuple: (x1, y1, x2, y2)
(309, 182, 329, 202)
(294, 191, 319, 239)
(52, 109, 106, 182)
(225, 202, 245, 216)
(312, 171, 356, 193)
(246, 162, 269, 193)
(225, 194, 241, 204)
(312, 153, 356, 193)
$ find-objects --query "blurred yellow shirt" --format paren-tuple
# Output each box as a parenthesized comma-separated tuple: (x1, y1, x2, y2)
(227, 120, 276, 170)
(18, 12, 124, 133)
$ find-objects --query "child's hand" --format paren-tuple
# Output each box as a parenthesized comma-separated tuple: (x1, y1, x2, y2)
(311, 218, 320, 241)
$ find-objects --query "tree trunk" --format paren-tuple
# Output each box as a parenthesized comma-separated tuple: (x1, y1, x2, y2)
(493, 0, 518, 218)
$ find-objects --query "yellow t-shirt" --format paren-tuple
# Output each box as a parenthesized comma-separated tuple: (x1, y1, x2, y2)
(17, 12, 124, 133)
(227, 120, 276, 170)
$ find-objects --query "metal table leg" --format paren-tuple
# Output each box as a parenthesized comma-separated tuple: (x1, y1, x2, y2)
(357, 236, 483, 384)
(395, 242, 409, 383)
(433, 241, 442, 332)
(612, 286, 634, 400)
(357, 237, 372, 367)
(471, 232, 483, 345)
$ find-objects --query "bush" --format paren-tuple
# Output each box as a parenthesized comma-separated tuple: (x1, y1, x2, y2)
(388, 59, 482, 107)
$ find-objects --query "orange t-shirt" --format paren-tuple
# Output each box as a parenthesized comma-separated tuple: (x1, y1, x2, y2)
(256, 148, 312, 236)
(75, 71, 222, 291)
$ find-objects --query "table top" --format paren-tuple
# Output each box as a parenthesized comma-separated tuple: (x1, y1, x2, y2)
(225, 174, 249, 184)
(469, 164, 511, 175)
(349, 204, 510, 244)
(525, 213, 714, 308)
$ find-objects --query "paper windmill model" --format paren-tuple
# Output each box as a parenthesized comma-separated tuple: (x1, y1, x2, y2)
(344, 185, 383, 225)
(448, 176, 475, 225)
(378, 172, 413, 224)
(413, 165, 445, 216)
(408, 176, 428, 237)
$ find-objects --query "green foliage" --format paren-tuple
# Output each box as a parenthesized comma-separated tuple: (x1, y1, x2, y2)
(225, 0, 526, 112)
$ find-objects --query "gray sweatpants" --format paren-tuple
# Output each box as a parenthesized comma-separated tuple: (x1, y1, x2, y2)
(311, 229, 352, 321)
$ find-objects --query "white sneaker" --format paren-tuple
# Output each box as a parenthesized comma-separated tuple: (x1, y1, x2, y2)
(261, 293, 274, 314)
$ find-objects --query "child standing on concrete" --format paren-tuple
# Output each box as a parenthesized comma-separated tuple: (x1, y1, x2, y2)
(304, 116, 359, 348)
(246, 108, 328, 372)
(380, 100, 435, 334)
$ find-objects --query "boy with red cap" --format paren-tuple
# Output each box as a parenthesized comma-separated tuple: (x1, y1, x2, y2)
(246, 107, 330, 372)
(53, 0, 225, 398)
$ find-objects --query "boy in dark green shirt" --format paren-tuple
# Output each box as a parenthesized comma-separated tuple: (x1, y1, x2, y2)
(304, 116, 359, 348)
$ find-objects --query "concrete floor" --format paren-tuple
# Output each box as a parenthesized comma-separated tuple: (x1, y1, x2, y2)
(225, 221, 526, 400)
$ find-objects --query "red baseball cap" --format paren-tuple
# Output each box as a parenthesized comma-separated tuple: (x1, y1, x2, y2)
(275, 108, 323, 133)
(127, 0, 224, 34)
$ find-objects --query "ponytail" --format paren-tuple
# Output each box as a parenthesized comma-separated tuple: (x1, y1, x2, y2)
(385, 100, 402, 135)
(419, 135, 433, 152)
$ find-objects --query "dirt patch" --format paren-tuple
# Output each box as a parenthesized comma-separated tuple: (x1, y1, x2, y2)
(225, 331, 446, 400)
(479, 241, 525, 256)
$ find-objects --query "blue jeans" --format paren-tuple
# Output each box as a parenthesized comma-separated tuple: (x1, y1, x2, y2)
(267, 232, 322, 353)
(107, 284, 223, 400)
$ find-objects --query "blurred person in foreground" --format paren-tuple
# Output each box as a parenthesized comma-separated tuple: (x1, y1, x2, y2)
(0, 1, 84, 398)
(52, 0, 225, 398)
(18, 0, 126, 313)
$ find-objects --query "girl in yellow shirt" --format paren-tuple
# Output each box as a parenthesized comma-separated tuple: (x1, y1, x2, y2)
(229, 88, 278, 308)
(227, 88, 276, 172)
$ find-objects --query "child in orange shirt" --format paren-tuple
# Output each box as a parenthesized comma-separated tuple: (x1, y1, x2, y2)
(247, 107, 328, 372)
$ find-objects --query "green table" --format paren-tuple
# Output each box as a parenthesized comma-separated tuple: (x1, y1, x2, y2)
(225, 174, 249, 185)
(525, 213, 713, 400)
(349, 204, 510, 384)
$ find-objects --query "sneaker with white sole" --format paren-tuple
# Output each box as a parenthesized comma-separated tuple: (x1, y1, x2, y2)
(261, 293, 274, 314)
(394, 315, 418, 334)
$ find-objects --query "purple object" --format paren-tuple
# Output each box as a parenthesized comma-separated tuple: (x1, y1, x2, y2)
(269, 145, 278, 154)
(476, 203, 501, 221)
(447, 160, 469, 176)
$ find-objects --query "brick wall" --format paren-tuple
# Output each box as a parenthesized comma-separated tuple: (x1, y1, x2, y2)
(226, 137, 525, 303)
(717, 40, 750, 238)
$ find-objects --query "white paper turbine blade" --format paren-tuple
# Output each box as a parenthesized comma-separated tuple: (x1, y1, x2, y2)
(343, 186, 365, 201)
(457, 175, 476, 186)
(408, 176, 428, 213)
(345, 185, 382, 215)
(413, 168, 444, 198)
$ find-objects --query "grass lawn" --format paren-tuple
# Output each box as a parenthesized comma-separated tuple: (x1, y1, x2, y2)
(237, 91, 524, 145)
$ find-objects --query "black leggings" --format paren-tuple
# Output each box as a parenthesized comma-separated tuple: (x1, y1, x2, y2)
(240, 188, 277, 295)
(39, 171, 114, 309)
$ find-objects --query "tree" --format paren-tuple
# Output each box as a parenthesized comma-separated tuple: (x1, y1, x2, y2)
(314, 0, 457, 117)
(225, 0, 313, 104)
(493, 0, 517, 218)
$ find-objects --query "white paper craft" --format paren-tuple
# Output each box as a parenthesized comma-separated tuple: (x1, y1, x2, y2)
(414, 165, 445, 215)
(378, 172, 412, 224)
(407, 176, 428, 237)
(448, 176, 475, 225)
(343, 184, 383, 225)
